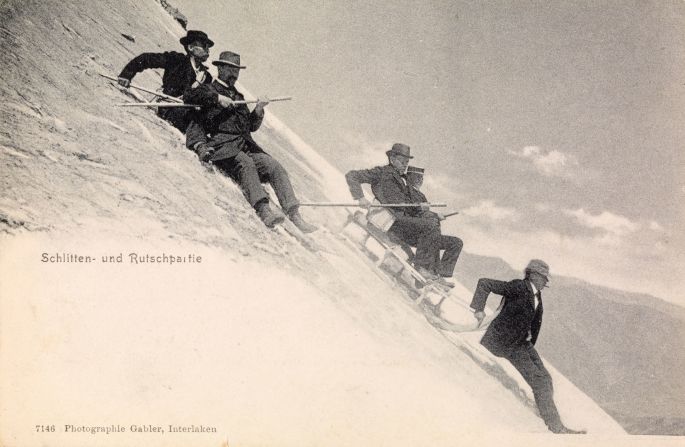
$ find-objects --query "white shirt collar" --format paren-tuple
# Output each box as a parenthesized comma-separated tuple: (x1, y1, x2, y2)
(530, 281, 539, 295)
(529, 281, 540, 309)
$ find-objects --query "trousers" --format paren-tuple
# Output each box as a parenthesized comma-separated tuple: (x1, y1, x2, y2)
(388, 216, 462, 276)
(505, 343, 563, 431)
(214, 151, 299, 213)
(159, 108, 189, 133)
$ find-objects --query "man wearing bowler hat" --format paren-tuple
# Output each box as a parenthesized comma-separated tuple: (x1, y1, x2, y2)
(117, 30, 215, 132)
(345, 144, 457, 287)
(184, 51, 317, 232)
(405, 165, 463, 283)
(469, 260, 586, 434)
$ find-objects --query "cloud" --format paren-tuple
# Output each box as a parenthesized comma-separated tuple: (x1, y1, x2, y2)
(563, 208, 639, 237)
(340, 132, 393, 170)
(422, 172, 468, 204)
(508, 145, 578, 178)
(443, 218, 683, 305)
(461, 200, 518, 222)
(649, 220, 665, 232)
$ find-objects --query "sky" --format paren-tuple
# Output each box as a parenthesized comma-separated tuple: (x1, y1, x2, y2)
(174, 0, 685, 305)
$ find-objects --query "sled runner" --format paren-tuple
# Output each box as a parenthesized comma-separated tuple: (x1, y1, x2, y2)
(340, 209, 501, 333)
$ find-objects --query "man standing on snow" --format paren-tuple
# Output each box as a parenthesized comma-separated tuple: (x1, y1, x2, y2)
(117, 30, 215, 132)
(184, 51, 316, 233)
(470, 259, 586, 434)
(345, 145, 456, 287)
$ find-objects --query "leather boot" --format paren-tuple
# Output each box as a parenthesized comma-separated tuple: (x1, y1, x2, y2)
(255, 201, 284, 228)
(553, 426, 587, 435)
(288, 207, 317, 233)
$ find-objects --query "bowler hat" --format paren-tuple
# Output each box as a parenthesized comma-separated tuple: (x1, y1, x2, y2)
(212, 51, 247, 69)
(180, 30, 214, 48)
(525, 259, 550, 279)
(386, 143, 413, 159)
(406, 166, 424, 176)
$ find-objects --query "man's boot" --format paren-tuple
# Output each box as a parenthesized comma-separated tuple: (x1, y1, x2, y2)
(435, 276, 455, 289)
(416, 266, 439, 287)
(417, 266, 454, 289)
(255, 200, 284, 228)
(287, 206, 317, 233)
(552, 426, 587, 435)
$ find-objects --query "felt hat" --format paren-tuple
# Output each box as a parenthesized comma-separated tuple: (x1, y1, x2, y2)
(212, 51, 246, 69)
(386, 143, 413, 159)
(525, 259, 550, 279)
(180, 30, 214, 48)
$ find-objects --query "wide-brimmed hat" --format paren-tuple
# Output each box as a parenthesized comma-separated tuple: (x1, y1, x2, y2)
(525, 259, 550, 279)
(212, 51, 247, 69)
(406, 166, 424, 176)
(386, 143, 413, 159)
(180, 30, 214, 48)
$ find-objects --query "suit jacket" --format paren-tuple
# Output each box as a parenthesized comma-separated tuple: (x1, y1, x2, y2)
(119, 51, 213, 100)
(185, 80, 265, 161)
(470, 278, 543, 357)
(408, 186, 440, 220)
(345, 165, 417, 217)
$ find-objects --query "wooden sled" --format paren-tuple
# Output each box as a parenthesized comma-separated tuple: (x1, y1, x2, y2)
(341, 209, 502, 333)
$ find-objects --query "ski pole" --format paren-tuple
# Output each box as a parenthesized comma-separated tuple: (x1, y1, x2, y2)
(99, 73, 184, 103)
(443, 211, 460, 218)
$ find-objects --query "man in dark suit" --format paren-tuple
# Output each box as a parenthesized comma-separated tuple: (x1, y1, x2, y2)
(345, 145, 457, 286)
(470, 260, 586, 434)
(117, 30, 215, 132)
(405, 166, 463, 280)
(184, 51, 316, 232)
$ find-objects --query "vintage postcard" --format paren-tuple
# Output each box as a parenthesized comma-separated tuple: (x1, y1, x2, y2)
(1, 1, 683, 446)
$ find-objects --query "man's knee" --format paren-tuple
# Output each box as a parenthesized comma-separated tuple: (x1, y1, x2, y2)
(254, 154, 288, 178)
(268, 158, 288, 177)
(449, 236, 463, 251)
(234, 152, 257, 173)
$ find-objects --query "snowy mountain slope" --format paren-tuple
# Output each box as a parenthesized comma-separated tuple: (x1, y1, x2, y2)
(1, 0, 675, 446)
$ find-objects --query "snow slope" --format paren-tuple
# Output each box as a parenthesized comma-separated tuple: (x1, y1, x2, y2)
(0, 1, 676, 446)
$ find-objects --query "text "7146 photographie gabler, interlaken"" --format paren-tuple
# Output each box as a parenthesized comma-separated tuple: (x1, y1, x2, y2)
(40, 252, 202, 264)
(41, 424, 217, 434)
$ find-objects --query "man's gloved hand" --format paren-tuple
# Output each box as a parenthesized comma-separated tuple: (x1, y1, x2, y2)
(419, 202, 431, 212)
(195, 143, 215, 162)
(217, 95, 234, 108)
(254, 96, 270, 115)
(357, 197, 371, 209)
(435, 212, 446, 221)
(117, 77, 131, 88)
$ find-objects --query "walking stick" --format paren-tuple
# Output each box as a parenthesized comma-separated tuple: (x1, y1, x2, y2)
(115, 96, 293, 108)
(99, 73, 183, 103)
(298, 202, 447, 208)
(116, 103, 200, 108)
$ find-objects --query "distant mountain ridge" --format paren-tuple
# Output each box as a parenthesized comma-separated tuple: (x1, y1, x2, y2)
(454, 251, 685, 435)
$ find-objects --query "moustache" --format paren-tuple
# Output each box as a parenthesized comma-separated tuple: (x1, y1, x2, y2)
(189, 47, 209, 61)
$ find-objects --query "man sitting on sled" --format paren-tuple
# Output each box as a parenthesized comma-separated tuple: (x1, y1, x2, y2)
(345, 143, 462, 287)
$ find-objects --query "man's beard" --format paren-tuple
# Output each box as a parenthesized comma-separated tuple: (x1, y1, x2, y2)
(189, 47, 209, 62)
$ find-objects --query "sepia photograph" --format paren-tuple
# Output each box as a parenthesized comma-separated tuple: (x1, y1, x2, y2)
(1, 1, 683, 446)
